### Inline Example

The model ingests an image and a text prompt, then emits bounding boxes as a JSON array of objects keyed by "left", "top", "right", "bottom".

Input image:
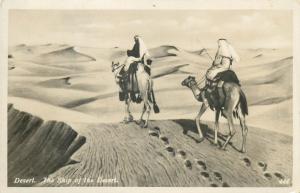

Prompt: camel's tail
[
  {"left": 239, "top": 89, "right": 248, "bottom": 116},
  {"left": 150, "top": 89, "right": 160, "bottom": 114}
]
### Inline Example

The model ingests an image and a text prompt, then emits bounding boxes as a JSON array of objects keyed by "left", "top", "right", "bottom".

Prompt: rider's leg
[
  {"left": 205, "top": 68, "right": 220, "bottom": 108},
  {"left": 204, "top": 81, "right": 219, "bottom": 110},
  {"left": 206, "top": 66, "right": 229, "bottom": 109},
  {"left": 206, "top": 66, "right": 218, "bottom": 81},
  {"left": 206, "top": 65, "right": 230, "bottom": 82},
  {"left": 124, "top": 56, "right": 140, "bottom": 71}
]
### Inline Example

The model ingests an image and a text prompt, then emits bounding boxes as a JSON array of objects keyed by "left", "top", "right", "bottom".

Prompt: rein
[
  {"left": 188, "top": 79, "right": 201, "bottom": 91},
  {"left": 112, "top": 63, "right": 125, "bottom": 72},
  {"left": 196, "top": 76, "right": 205, "bottom": 87},
  {"left": 187, "top": 79, "right": 202, "bottom": 101}
]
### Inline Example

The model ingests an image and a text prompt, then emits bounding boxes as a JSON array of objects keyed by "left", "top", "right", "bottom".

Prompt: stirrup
[{"left": 117, "top": 75, "right": 122, "bottom": 80}]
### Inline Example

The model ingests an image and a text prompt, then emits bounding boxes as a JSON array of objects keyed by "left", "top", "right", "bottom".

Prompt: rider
[
  {"left": 202, "top": 39, "right": 240, "bottom": 108},
  {"left": 121, "top": 35, "right": 150, "bottom": 76},
  {"left": 116, "top": 35, "right": 151, "bottom": 101}
]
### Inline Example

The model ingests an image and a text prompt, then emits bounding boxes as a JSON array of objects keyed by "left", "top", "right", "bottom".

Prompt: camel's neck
[{"left": 188, "top": 81, "right": 202, "bottom": 100}]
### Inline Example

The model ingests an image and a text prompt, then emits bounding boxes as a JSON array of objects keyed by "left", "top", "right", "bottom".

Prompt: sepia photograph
[{"left": 1, "top": 0, "right": 300, "bottom": 192}]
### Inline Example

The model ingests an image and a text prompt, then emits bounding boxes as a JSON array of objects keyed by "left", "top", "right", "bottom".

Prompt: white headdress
[
  {"left": 217, "top": 39, "right": 240, "bottom": 62},
  {"left": 136, "top": 36, "right": 150, "bottom": 58}
]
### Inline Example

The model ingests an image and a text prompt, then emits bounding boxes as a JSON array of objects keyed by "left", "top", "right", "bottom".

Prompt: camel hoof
[
  {"left": 137, "top": 119, "right": 144, "bottom": 126},
  {"left": 197, "top": 137, "right": 205, "bottom": 143},
  {"left": 139, "top": 121, "right": 148, "bottom": 128},
  {"left": 221, "top": 146, "right": 227, "bottom": 151},
  {"left": 122, "top": 119, "right": 130, "bottom": 124},
  {"left": 128, "top": 115, "right": 134, "bottom": 121},
  {"left": 137, "top": 120, "right": 148, "bottom": 128},
  {"left": 123, "top": 115, "right": 134, "bottom": 123}
]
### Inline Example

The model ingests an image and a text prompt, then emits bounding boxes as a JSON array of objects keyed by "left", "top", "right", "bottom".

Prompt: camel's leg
[
  {"left": 138, "top": 104, "right": 146, "bottom": 124},
  {"left": 214, "top": 109, "right": 221, "bottom": 145},
  {"left": 238, "top": 107, "right": 248, "bottom": 153},
  {"left": 138, "top": 83, "right": 151, "bottom": 128},
  {"left": 221, "top": 113, "right": 236, "bottom": 150},
  {"left": 143, "top": 89, "right": 151, "bottom": 128},
  {"left": 221, "top": 86, "right": 240, "bottom": 150},
  {"left": 195, "top": 101, "right": 208, "bottom": 141},
  {"left": 143, "top": 102, "right": 151, "bottom": 128},
  {"left": 222, "top": 102, "right": 237, "bottom": 150},
  {"left": 124, "top": 96, "right": 133, "bottom": 123}
]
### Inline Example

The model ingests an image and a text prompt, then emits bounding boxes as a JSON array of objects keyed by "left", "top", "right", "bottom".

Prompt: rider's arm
[{"left": 213, "top": 55, "right": 222, "bottom": 66}]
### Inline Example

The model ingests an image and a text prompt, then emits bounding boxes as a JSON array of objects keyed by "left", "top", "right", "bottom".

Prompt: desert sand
[{"left": 7, "top": 43, "right": 293, "bottom": 186}]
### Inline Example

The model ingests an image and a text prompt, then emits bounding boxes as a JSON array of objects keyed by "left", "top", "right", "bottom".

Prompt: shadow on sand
[{"left": 173, "top": 119, "right": 242, "bottom": 152}]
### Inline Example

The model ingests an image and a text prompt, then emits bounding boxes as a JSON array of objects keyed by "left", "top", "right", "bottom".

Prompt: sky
[{"left": 9, "top": 10, "right": 292, "bottom": 50}]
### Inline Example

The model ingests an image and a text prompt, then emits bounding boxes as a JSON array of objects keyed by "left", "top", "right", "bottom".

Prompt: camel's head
[
  {"left": 111, "top": 61, "right": 120, "bottom": 72},
  {"left": 181, "top": 76, "right": 196, "bottom": 87}
]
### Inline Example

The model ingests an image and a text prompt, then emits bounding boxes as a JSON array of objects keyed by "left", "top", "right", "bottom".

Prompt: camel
[
  {"left": 112, "top": 61, "right": 159, "bottom": 128},
  {"left": 181, "top": 76, "right": 249, "bottom": 153}
]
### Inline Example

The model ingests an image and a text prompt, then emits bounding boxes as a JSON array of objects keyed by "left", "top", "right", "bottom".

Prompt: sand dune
[
  {"left": 9, "top": 44, "right": 70, "bottom": 59},
  {"left": 8, "top": 44, "right": 293, "bottom": 134},
  {"left": 9, "top": 83, "right": 98, "bottom": 107},
  {"left": 8, "top": 104, "right": 86, "bottom": 186},
  {"left": 238, "top": 57, "right": 292, "bottom": 106},
  {"left": 37, "top": 72, "right": 113, "bottom": 92},
  {"left": 9, "top": 61, "right": 75, "bottom": 76},
  {"left": 152, "top": 64, "right": 190, "bottom": 78},
  {"left": 109, "top": 45, "right": 181, "bottom": 63},
  {"left": 8, "top": 97, "right": 99, "bottom": 123},
  {"left": 7, "top": 44, "right": 293, "bottom": 187},
  {"left": 191, "top": 48, "right": 209, "bottom": 55},
  {"left": 247, "top": 99, "right": 293, "bottom": 135},
  {"left": 237, "top": 48, "right": 292, "bottom": 66},
  {"left": 149, "top": 45, "right": 179, "bottom": 58},
  {"left": 33, "top": 46, "right": 96, "bottom": 64},
  {"left": 110, "top": 45, "right": 206, "bottom": 63},
  {"left": 36, "top": 120, "right": 291, "bottom": 187},
  {"left": 7, "top": 101, "right": 292, "bottom": 187}
]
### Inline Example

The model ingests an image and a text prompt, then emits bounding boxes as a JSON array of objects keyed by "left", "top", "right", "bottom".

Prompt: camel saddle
[
  {"left": 205, "top": 70, "right": 240, "bottom": 110},
  {"left": 118, "top": 62, "right": 142, "bottom": 103},
  {"left": 118, "top": 59, "right": 153, "bottom": 103}
]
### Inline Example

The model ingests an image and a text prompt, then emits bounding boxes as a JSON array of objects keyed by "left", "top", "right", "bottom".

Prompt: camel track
[{"left": 37, "top": 119, "right": 292, "bottom": 187}]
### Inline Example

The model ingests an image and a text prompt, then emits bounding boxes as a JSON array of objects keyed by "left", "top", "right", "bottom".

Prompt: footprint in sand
[
  {"left": 148, "top": 130, "right": 159, "bottom": 137},
  {"left": 177, "top": 149, "right": 187, "bottom": 159},
  {"left": 210, "top": 183, "right": 218, "bottom": 187},
  {"left": 242, "top": 157, "right": 251, "bottom": 167},
  {"left": 213, "top": 171, "right": 222, "bottom": 182},
  {"left": 195, "top": 159, "right": 207, "bottom": 170},
  {"left": 153, "top": 126, "right": 161, "bottom": 133},
  {"left": 159, "top": 136, "right": 169, "bottom": 145},
  {"left": 263, "top": 172, "right": 272, "bottom": 180},
  {"left": 175, "top": 150, "right": 191, "bottom": 169},
  {"left": 184, "top": 159, "right": 192, "bottom": 169},
  {"left": 200, "top": 171, "right": 210, "bottom": 180},
  {"left": 165, "top": 146, "right": 175, "bottom": 156},
  {"left": 274, "top": 172, "right": 285, "bottom": 180},
  {"left": 258, "top": 161, "right": 267, "bottom": 171},
  {"left": 222, "top": 182, "right": 230, "bottom": 187}
]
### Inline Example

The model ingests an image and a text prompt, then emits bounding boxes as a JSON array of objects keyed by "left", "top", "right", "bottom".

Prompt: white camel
[{"left": 112, "top": 61, "right": 159, "bottom": 128}]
